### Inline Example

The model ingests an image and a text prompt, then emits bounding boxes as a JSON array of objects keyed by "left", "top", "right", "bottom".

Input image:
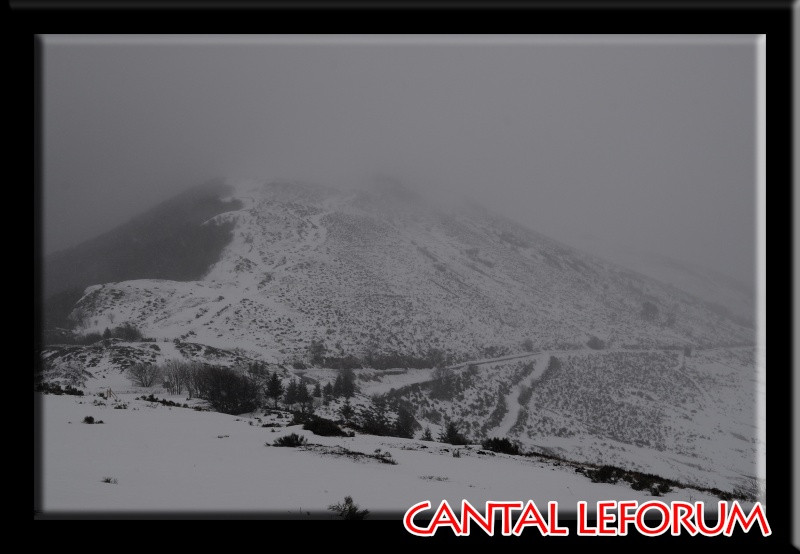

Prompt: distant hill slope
[
  {"left": 43, "top": 179, "right": 241, "bottom": 328},
  {"left": 625, "top": 254, "right": 755, "bottom": 329},
  {"left": 564, "top": 245, "right": 755, "bottom": 329}
]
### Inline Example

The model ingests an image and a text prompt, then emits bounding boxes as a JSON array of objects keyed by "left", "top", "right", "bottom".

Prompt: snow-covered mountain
[
  {"left": 47, "top": 178, "right": 753, "bottom": 365},
  {"left": 40, "top": 178, "right": 762, "bottom": 501}
]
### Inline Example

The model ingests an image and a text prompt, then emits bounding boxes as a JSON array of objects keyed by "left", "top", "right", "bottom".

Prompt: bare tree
[
  {"left": 162, "top": 359, "right": 189, "bottom": 395},
  {"left": 49, "top": 359, "right": 93, "bottom": 388},
  {"left": 126, "top": 363, "right": 163, "bottom": 388},
  {"left": 183, "top": 361, "right": 204, "bottom": 399},
  {"left": 328, "top": 496, "right": 369, "bottom": 520}
]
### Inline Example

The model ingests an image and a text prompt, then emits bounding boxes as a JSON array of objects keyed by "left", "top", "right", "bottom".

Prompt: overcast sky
[{"left": 42, "top": 35, "right": 758, "bottom": 287}]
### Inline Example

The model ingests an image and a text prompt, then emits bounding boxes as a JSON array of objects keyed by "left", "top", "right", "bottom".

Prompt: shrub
[
  {"left": 82, "top": 416, "right": 95, "bottom": 424},
  {"left": 629, "top": 473, "right": 673, "bottom": 495},
  {"left": 393, "top": 406, "right": 418, "bottom": 439},
  {"left": 303, "top": 415, "right": 348, "bottom": 437},
  {"left": 73, "top": 332, "right": 103, "bottom": 345},
  {"left": 452, "top": 449, "right": 461, "bottom": 458},
  {"left": 332, "top": 368, "right": 358, "bottom": 398},
  {"left": 429, "top": 367, "right": 456, "bottom": 400},
  {"left": 541, "top": 356, "right": 562, "bottom": 380},
  {"left": 517, "top": 385, "right": 533, "bottom": 406},
  {"left": 481, "top": 437, "right": 521, "bottom": 455},
  {"left": 586, "top": 464, "right": 679, "bottom": 496},
  {"left": 308, "top": 339, "right": 327, "bottom": 366},
  {"left": 422, "top": 408, "right": 442, "bottom": 425},
  {"left": 328, "top": 496, "right": 369, "bottom": 520},
  {"left": 110, "top": 323, "right": 144, "bottom": 342},
  {"left": 101, "top": 477, "right": 118, "bottom": 484},
  {"left": 372, "top": 448, "right": 397, "bottom": 464},
  {"left": 35, "top": 382, "right": 84, "bottom": 396},
  {"left": 588, "top": 465, "right": 622, "bottom": 484},
  {"left": 522, "top": 338, "right": 535, "bottom": 353},
  {"left": 338, "top": 399, "right": 355, "bottom": 424},
  {"left": 650, "top": 483, "right": 672, "bottom": 496},
  {"left": 266, "top": 372, "right": 284, "bottom": 409},
  {"left": 273, "top": 433, "right": 308, "bottom": 447},
  {"left": 587, "top": 336, "right": 605, "bottom": 350},
  {"left": 359, "top": 399, "right": 392, "bottom": 436},
  {"left": 420, "top": 426, "right": 434, "bottom": 441},
  {"left": 196, "top": 366, "right": 261, "bottom": 415},
  {"left": 322, "top": 355, "right": 363, "bottom": 371},
  {"left": 438, "top": 421, "right": 469, "bottom": 445},
  {"left": 641, "top": 301, "right": 659, "bottom": 321},
  {"left": 135, "top": 394, "right": 187, "bottom": 408}
]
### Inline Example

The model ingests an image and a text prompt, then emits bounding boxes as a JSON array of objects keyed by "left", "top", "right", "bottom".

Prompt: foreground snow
[{"left": 39, "top": 392, "right": 728, "bottom": 517}]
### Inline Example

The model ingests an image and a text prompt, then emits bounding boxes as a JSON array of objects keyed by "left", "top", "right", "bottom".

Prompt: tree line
[
  {"left": 125, "top": 360, "right": 361, "bottom": 416},
  {"left": 302, "top": 340, "right": 460, "bottom": 371}
]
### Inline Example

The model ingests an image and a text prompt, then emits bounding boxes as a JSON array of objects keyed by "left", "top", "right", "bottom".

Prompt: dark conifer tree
[{"left": 266, "top": 372, "right": 284, "bottom": 409}]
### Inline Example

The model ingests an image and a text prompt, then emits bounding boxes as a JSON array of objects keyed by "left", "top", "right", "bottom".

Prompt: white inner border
[{"left": 755, "top": 35, "right": 766, "bottom": 506}]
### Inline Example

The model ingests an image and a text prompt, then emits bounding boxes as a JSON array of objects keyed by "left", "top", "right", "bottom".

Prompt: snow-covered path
[
  {"left": 668, "top": 353, "right": 713, "bottom": 405},
  {"left": 489, "top": 351, "right": 573, "bottom": 439},
  {"left": 455, "top": 347, "right": 700, "bottom": 441},
  {"left": 492, "top": 356, "right": 542, "bottom": 438}
]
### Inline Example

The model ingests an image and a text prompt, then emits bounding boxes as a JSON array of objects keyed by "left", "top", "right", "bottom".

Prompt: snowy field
[{"left": 38, "top": 391, "right": 733, "bottom": 517}]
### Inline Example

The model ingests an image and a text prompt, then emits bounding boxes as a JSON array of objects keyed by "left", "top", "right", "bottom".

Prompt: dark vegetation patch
[
  {"left": 35, "top": 382, "right": 83, "bottom": 396},
  {"left": 481, "top": 437, "right": 522, "bottom": 455},
  {"left": 136, "top": 394, "right": 190, "bottom": 408},
  {"left": 527, "top": 453, "right": 757, "bottom": 502},
  {"left": 272, "top": 433, "right": 308, "bottom": 447},
  {"left": 304, "top": 444, "right": 398, "bottom": 465},
  {"left": 299, "top": 414, "right": 349, "bottom": 437}
]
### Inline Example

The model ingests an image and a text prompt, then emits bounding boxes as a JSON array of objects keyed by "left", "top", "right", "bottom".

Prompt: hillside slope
[{"left": 55, "top": 179, "right": 753, "bottom": 364}]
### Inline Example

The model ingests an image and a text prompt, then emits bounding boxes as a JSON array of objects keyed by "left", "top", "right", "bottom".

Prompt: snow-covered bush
[{"left": 272, "top": 433, "right": 308, "bottom": 447}]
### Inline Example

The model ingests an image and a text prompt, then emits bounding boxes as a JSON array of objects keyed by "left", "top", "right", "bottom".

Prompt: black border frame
[{"left": 25, "top": 2, "right": 789, "bottom": 549}]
